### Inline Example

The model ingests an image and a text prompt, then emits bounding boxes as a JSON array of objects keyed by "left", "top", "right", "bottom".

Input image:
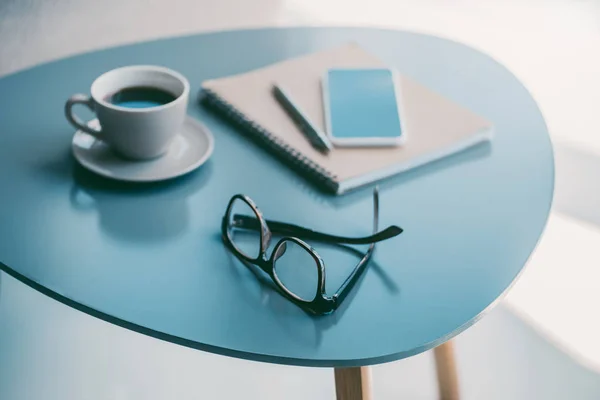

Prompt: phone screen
[{"left": 324, "top": 68, "right": 403, "bottom": 142}]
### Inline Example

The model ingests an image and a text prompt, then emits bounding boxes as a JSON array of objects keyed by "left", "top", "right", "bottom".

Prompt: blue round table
[{"left": 0, "top": 28, "right": 553, "bottom": 399}]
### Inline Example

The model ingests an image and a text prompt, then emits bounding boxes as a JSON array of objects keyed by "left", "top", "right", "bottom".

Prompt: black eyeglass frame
[{"left": 221, "top": 188, "right": 402, "bottom": 315}]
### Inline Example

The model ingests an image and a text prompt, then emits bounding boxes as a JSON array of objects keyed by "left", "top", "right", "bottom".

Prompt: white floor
[{"left": 2, "top": 0, "right": 600, "bottom": 397}]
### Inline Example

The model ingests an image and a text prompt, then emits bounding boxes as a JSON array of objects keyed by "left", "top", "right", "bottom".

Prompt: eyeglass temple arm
[
  {"left": 231, "top": 188, "right": 394, "bottom": 307},
  {"left": 232, "top": 216, "right": 401, "bottom": 244},
  {"left": 230, "top": 189, "right": 402, "bottom": 245},
  {"left": 333, "top": 187, "right": 382, "bottom": 306}
]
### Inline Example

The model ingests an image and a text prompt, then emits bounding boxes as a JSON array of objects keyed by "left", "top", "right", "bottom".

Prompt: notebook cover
[{"left": 202, "top": 44, "right": 493, "bottom": 194}]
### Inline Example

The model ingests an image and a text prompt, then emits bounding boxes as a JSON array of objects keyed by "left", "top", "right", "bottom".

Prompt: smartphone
[{"left": 322, "top": 68, "right": 406, "bottom": 147}]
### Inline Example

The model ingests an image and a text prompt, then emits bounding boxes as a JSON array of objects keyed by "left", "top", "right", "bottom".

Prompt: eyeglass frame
[{"left": 221, "top": 187, "right": 403, "bottom": 315}]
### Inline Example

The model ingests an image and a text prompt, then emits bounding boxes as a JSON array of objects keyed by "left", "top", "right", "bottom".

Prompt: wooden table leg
[
  {"left": 434, "top": 341, "right": 460, "bottom": 400},
  {"left": 334, "top": 366, "right": 373, "bottom": 400}
]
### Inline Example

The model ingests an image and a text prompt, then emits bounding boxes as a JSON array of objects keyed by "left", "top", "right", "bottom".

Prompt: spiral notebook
[{"left": 201, "top": 44, "right": 493, "bottom": 194}]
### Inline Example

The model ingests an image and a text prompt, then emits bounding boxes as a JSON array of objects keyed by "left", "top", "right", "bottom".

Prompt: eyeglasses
[{"left": 221, "top": 188, "right": 403, "bottom": 315}]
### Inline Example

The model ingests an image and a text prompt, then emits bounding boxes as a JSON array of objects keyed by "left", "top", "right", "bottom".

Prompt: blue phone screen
[{"left": 325, "top": 68, "right": 402, "bottom": 139}]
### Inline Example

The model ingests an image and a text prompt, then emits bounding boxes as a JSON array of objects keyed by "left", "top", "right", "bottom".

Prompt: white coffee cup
[{"left": 65, "top": 65, "right": 190, "bottom": 160}]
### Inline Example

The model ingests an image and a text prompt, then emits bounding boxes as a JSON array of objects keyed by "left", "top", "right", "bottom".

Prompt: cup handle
[{"left": 65, "top": 94, "right": 103, "bottom": 140}]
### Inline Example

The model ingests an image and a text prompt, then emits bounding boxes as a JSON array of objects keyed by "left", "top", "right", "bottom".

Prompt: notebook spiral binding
[{"left": 201, "top": 89, "right": 339, "bottom": 193}]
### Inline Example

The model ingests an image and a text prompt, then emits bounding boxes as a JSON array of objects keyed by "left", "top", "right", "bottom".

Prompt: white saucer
[{"left": 72, "top": 117, "right": 214, "bottom": 182}]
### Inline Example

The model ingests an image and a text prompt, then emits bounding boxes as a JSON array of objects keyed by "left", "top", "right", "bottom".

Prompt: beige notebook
[{"left": 202, "top": 44, "right": 492, "bottom": 194}]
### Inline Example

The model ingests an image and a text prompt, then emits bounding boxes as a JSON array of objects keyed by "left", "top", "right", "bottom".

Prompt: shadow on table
[
  {"left": 31, "top": 146, "right": 213, "bottom": 244},
  {"left": 223, "top": 239, "right": 400, "bottom": 349},
  {"left": 327, "top": 141, "right": 493, "bottom": 208},
  {"left": 68, "top": 159, "right": 213, "bottom": 244}
]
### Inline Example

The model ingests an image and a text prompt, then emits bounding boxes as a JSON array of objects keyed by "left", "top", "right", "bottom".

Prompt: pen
[{"left": 272, "top": 84, "right": 333, "bottom": 154}]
